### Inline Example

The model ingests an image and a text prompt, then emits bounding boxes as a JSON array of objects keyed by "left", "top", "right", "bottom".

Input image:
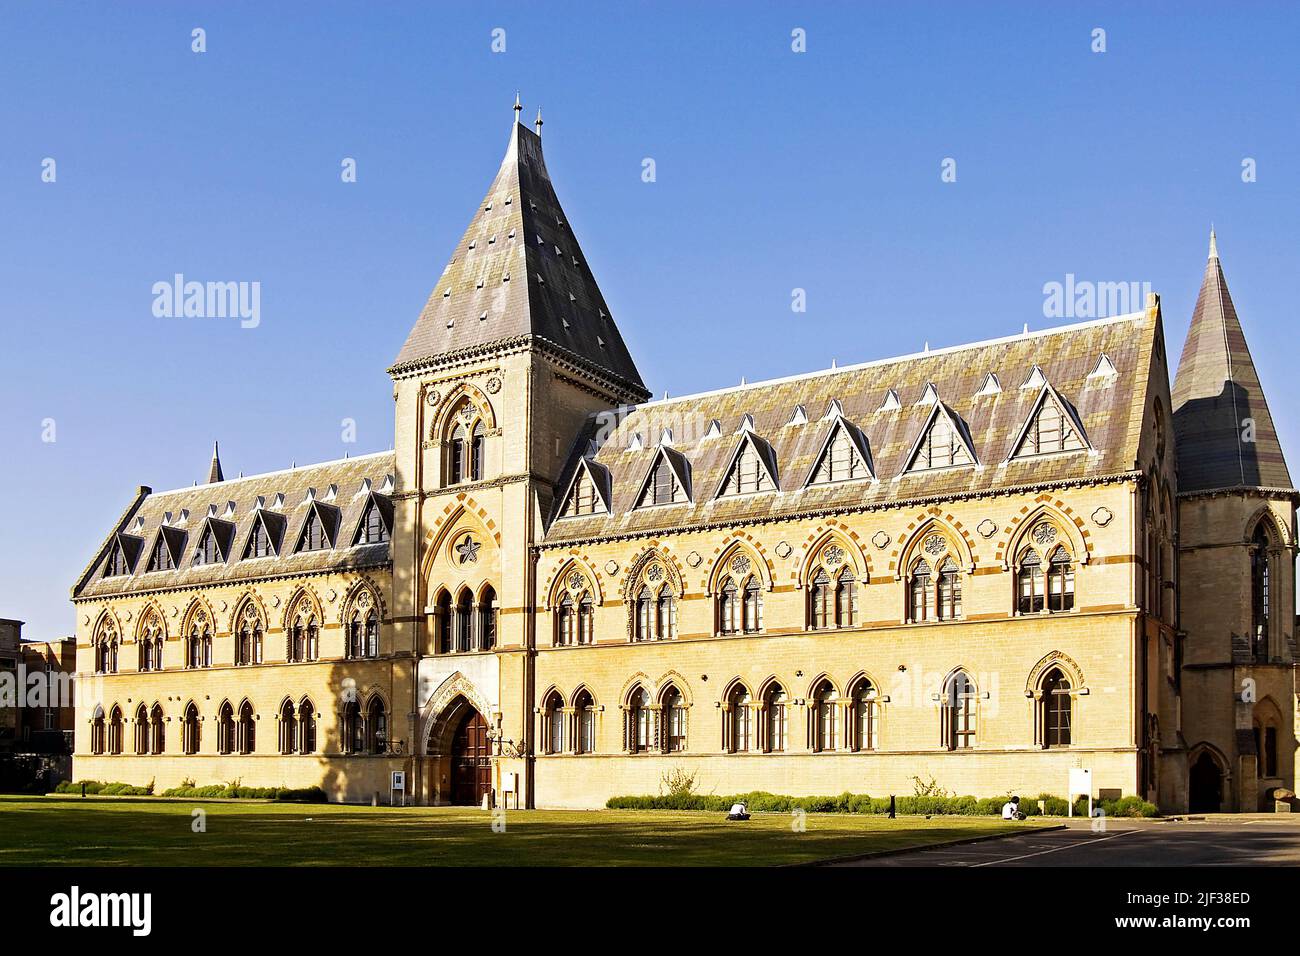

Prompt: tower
[
  {"left": 387, "top": 104, "right": 649, "bottom": 806},
  {"left": 1173, "top": 231, "right": 1297, "bottom": 812}
]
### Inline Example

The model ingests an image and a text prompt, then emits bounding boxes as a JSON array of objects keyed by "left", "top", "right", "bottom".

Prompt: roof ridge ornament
[{"left": 1208, "top": 226, "right": 1218, "bottom": 260}]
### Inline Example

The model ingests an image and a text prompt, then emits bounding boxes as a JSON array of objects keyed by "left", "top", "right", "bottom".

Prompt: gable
[
  {"left": 635, "top": 447, "right": 691, "bottom": 507},
  {"left": 807, "top": 417, "right": 873, "bottom": 485},
  {"left": 903, "top": 402, "right": 977, "bottom": 472},
  {"left": 1009, "top": 386, "right": 1089, "bottom": 459},
  {"left": 716, "top": 433, "right": 778, "bottom": 497}
]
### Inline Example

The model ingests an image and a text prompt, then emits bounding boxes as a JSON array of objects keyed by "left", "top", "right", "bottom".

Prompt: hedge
[
  {"left": 605, "top": 790, "right": 1159, "bottom": 818},
  {"left": 53, "top": 780, "right": 326, "bottom": 803}
]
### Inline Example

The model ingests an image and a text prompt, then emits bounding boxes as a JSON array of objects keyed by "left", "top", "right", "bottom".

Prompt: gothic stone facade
[{"left": 72, "top": 122, "right": 1296, "bottom": 813}]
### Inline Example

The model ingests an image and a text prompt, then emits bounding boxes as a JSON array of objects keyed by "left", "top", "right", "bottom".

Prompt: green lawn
[{"left": 0, "top": 795, "right": 1041, "bottom": 866}]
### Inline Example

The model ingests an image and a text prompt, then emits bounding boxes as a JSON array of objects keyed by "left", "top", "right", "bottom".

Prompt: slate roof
[
  {"left": 1171, "top": 233, "right": 1293, "bottom": 493},
  {"left": 545, "top": 310, "right": 1158, "bottom": 543},
  {"left": 390, "top": 118, "right": 648, "bottom": 401},
  {"left": 73, "top": 452, "right": 395, "bottom": 600}
]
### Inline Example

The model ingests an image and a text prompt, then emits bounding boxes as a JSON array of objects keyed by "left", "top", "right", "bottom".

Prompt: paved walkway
[{"left": 835, "top": 815, "right": 1300, "bottom": 866}]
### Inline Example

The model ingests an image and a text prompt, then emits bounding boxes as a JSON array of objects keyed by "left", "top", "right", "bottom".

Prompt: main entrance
[
  {"left": 1189, "top": 751, "right": 1224, "bottom": 813},
  {"left": 450, "top": 709, "right": 492, "bottom": 806}
]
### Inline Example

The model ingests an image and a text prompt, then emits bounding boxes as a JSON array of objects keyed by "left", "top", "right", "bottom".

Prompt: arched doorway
[
  {"left": 451, "top": 708, "right": 492, "bottom": 806},
  {"left": 1189, "top": 750, "right": 1224, "bottom": 813}
]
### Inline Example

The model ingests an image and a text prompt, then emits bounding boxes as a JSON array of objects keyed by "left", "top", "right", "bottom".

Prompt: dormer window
[
  {"left": 561, "top": 464, "right": 605, "bottom": 517},
  {"left": 808, "top": 418, "right": 872, "bottom": 485},
  {"left": 147, "top": 532, "right": 175, "bottom": 572},
  {"left": 355, "top": 498, "right": 391, "bottom": 544},
  {"left": 298, "top": 510, "right": 330, "bottom": 553},
  {"left": 193, "top": 526, "right": 222, "bottom": 566},
  {"left": 104, "top": 541, "right": 131, "bottom": 577},
  {"left": 718, "top": 434, "right": 777, "bottom": 496},
  {"left": 244, "top": 517, "right": 275, "bottom": 559},
  {"left": 637, "top": 453, "right": 689, "bottom": 507},
  {"left": 1010, "top": 387, "right": 1088, "bottom": 458}
]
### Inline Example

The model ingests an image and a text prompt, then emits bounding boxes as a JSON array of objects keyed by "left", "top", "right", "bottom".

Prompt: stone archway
[
  {"left": 420, "top": 678, "right": 496, "bottom": 806},
  {"left": 1189, "top": 749, "right": 1225, "bottom": 813}
]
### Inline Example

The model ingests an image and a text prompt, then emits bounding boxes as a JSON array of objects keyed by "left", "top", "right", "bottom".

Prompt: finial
[
  {"left": 534, "top": 106, "right": 543, "bottom": 135},
  {"left": 207, "top": 441, "right": 224, "bottom": 484},
  {"left": 513, "top": 91, "right": 522, "bottom": 121},
  {"left": 1208, "top": 226, "right": 1218, "bottom": 260}
]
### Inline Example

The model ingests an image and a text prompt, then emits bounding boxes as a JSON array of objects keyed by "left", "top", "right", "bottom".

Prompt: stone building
[{"left": 71, "top": 111, "right": 1295, "bottom": 811}]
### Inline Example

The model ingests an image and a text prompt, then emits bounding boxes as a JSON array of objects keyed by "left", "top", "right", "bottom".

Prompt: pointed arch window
[
  {"left": 556, "top": 594, "right": 575, "bottom": 646},
  {"left": 627, "top": 686, "right": 652, "bottom": 753},
  {"left": 809, "top": 564, "right": 856, "bottom": 629},
  {"left": 662, "top": 686, "right": 686, "bottom": 753},
  {"left": 150, "top": 704, "right": 166, "bottom": 755},
  {"left": 727, "top": 685, "right": 753, "bottom": 753},
  {"left": 544, "top": 690, "right": 566, "bottom": 754},
  {"left": 133, "top": 704, "right": 150, "bottom": 755},
  {"left": 108, "top": 706, "right": 123, "bottom": 755},
  {"left": 1251, "top": 524, "right": 1272, "bottom": 660},
  {"left": 456, "top": 589, "right": 473, "bottom": 652},
  {"left": 348, "top": 605, "right": 380, "bottom": 659},
  {"left": 183, "top": 703, "right": 200, "bottom": 755},
  {"left": 279, "top": 699, "right": 298, "bottom": 754},
  {"left": 574, "top": 689, "right": 596, "bottom": 754},
  {"left": 90, "top": 708, "right": 105, "bottom": 755},
  {"left": 850, "top": 678, "right": 878, "bottom": 752},
  {"left": 342, "top": 699, "right": 363, "bottom": 754},
  {"left": 908, "top": 537, "right": 963, "bottom": 622},
  {"left": 138, "top": 616, "right": 164, "bottom": 672},
  {"left": 1017, "top": 530, "right": 1075, "bottom": 614},
  {"left": 93, "top": 623, "right": 119, "bottom": 674},
  {"left": 186, "top": 618, "right": 212, "bottom": 669},
  {"left": 656, "top": 589, "right": 677, "bottom": 641},
  {"left": 942, "top": 672, "right": 976, "bottom": 750},
  {"left": 217, "top": 702, "right": 235, "bottom": 755},
  {"left": 478, "top": 585, "right": 498, "bottom": 651},
  {"left": 634, "top": 586, "right": 652, "bottom": 641},
  {"left": 287, "top": 602, "right": 319, "bottom": 663},
  {"left": 434, "top": 590, "right": 453, "bottom": 654},
  {"left": 1038, "top": 668, "right": 1072, "bottom": 748},
  {"left": 237, "top": 701, "right": 256, "bottom": 755},
  {"left": 470, "top": 421, "right": 485, "bottom": 481},
  {"left": 812, "top": 680, "right": 838, "bottom": 752},
  {"left": 235, "top": 613, "right": 264, "bottom": 666},
  {"left": 764, "top": 684, "right": 788, "bottom": 753},
  {"left": 446, "top": 402, "right": 488, "bottom": 484},
  {"left": 366, "top": 698, "right": 388, "bottom": 754},
  {"left": 298, "top": 699, "right": 317, "bottom": 754},
  {"left": 719, "top": 573, "right": 763, "bottom": 634},
  {"left": 577, "top": 592, "right": 594, "bottom": 645}
]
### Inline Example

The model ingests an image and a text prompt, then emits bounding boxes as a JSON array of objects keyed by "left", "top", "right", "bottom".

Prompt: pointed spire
[
  {"left": 534, "top": 106, "right": 543, "bottom": 136},
  {"left": 1172, "top": 232, "right": 1291, "bottom": 491},
  {"left": 207, "top": 441, "right": 224, "bottom": 484}
]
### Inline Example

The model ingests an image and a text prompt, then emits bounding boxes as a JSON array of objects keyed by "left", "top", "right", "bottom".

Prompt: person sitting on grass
[
  {"left": 726, "top": 802, "right": 750, "bottom": 821},
  {"left": 1001, "top": 795, "right": 1026, "bottom": 820}
]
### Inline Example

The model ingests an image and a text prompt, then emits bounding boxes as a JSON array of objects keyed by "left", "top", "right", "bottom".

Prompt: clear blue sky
[{"left": 2, "top": 2, "right": 1297, "bottom": 639}]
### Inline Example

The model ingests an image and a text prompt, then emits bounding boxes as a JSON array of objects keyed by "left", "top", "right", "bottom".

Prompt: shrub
[{"left": 605, "top": 790, "right": 1159, "bottom": 817}]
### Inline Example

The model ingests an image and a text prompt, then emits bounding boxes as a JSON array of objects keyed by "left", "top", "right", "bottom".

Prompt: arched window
[
  {"left": 627, "top": 686, "right": 651, "bottom": 753},
  {"left": 150, "top": 704, "right": 165, "bottom": 755},
  {"left": 93, "top": 621, "right": 119, "bottom": 675},
  {"left": 850, "top": 678, "right": 877, "bottom": 752},
  {"left": 298, "top": 699, "right": 316, "bottom": 754},
  {"left": 662, "top": 686, "right": 686, "bottom": 753},
  {"left": 186, "top": 615, "right": 212, "bottom": 669},
  {"left": 366, "top": 698, "right": 388, "bottom": 754},
  {"left": 835, "top": 569, "right": 856, "bottom": 627},
  {"left": 237, "top": 701, "right": 255, "bottom": 755},
  {"left": 478, "top": 585, "right": 497, "bottom": 651},
  {"left": 578, "top": 592, "right": 594, "bottom": 645},
  {"left": 1017, "top": 548, "right": 1044, "bottom": 613},
  {"left": 556, "top": 594, "right": 575, "bottom": 646},
  {"left": 446, "top": 401, "right": 488, "bottom": 485},
  {"left": 908, "top": 538, "right": 963, "bottom": 623},
  {"left": 809, "top": 568, "right": 832, "bottom": 629},
  {"left": 656, "top": 589, "right": 677, "bottom": 641},
  {"left": 138, "top": 613, "right": 164, "bottom": 672},
  {"left": 435, "top": 590, "right": 452, "bottom": 654},
  {"left": 217, "top": 701, "right": 235, "bottom": 755},
  {"left": 942, "top": 672, "right": 976, "bottom": 750},
  {"left": 544, "top": 690, "right": 565, "bottom": 754},
  {"left": 236, "top": 615, "right": 263, "bottom": 666},
  {"left": 764, "top": 683, "right": 788, "bottom": 753},
  {"left": 347, "top": 607, "right": 379, "bottom": 659},
  {"left": 634, "top": 587, "right": 652, "bottom": 642},
  {"left": 183, "top": 702, "right": 200, "bottom": 755},
  {"left": 456, "top": 589, "right": 473, "bottom": 652},
  {"left": 133, "top": 703, "right": 149, "bottom": 755},
  {"left": 719, "top": 578, "right": 739, "bottom": 634},
  {"left": 719, "top": 572, "right": 763, "bottom": 635},
  {"left": 90, "top": 707, "right": 105, "bottom": 755},
  {"left": 1047, "top": 546, "right": 1075, "bottom": 612},
  {"left": 1017, "top": 525, "right": 1075, "bottom": 614},
  {"left": 287, "top": 601, "right": 318, "bottom": 663},
  {"left": 470, "top": 421, "right": 485, "bottom": 481},
  {"left": 743, "top": 578, "right": 763, "bottom": 633},
  {"left": 1039, "top": 668, "right": 1072, "bottom": 748},
  {"left": 574, "top": 690, "right": 596, "bottom": 755},
  {"left": 812, "top": 680, "right": 837, "bottom": 752},
  {"left": 279, "top": 699, "right": 297, "bottom": 755},
  {"left": 450, "top": 423, "right": 466, "bottom": 483},
  {"left": 108, "top": 706, "right": 123, "bottom": 755},
  {"left": 342, "top": 699, "right": 363, "bottom": 754},
  {"left": 727, "top": 684, "right": 752, "bottom": 753},
  {"left": 1251, "top": 524, "right": 1272, "bottom": 660}
]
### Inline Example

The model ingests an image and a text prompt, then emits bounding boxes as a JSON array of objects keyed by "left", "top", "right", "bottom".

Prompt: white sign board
[
  {"left": 391, "top": 771, "right": 406, "bottom": 791},
  {"left": 1067, "top": 768, "right": 1093, "bottom": 818}
]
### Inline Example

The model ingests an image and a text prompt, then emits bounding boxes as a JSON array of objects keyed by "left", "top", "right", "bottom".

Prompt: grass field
[{"left": 0, "top": 795, "right": 1041, "bottom": 866}]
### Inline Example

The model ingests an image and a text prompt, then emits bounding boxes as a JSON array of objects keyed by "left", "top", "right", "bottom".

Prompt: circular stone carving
[
  {"left": 83, "top": 614, "right": 90, "bottom": 626},
  {"left": 124, "top": 610, "right": 132, "bottom": 623},
  {"left": 605, "top": 560, "right": 619, "bottom": 575},
  {"left": 774, "top": 541, "right": 792, "bottom": 559},
  {"left": 219, "top": 600, "right": 228, "bottom": 613},
  {"left": 646, "top": 564, "right": 664, "bottom": 583},
  {"left": 327, "top": 589, "right": 338, "bottom": 603},
  {"left": 977, "top": 519, "right": 998, "bottom": 539},
  {"left": 730, "top": 554, "right": 752, "bottom": 575},
  {"left": 1092, "top": 506, "right": 1113, "bottom": 527},
  {"left": 686, "top": 551, "right": 702, "bottom": 568},
  {"left": 271, "top": 595, "right": 281, "bottom": 608},
  {"left": 486, "top": 376, "right": 502, "bottom": 394},
  {"left": 425, "top": 390, "right": 441, "bottom": 407},
  {"left": 170, "top": 607, "right": 179, "bottom": 617},
  {"left": 871, "top": 531, "right": 891, "bottom": 550},
  {"left": 567, "top": 571, "right": 586, "bottom": 591},
  {"left": 922, "top": 533, "right": 947, "bottom": 556},
  {"left": 822, "top": 544, "right": 845, "bottom": 566},
  {"left": 1030, "top": 523, "right": 1058, "bottom": 546}
]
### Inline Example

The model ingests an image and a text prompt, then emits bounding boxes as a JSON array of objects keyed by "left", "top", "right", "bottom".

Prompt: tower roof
[
  {"left": 1171, "top": 232, "right": 1292, "bottom": 492},
  {"left": 391, "top": 112, "right": 648, "bottom": 400}
]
